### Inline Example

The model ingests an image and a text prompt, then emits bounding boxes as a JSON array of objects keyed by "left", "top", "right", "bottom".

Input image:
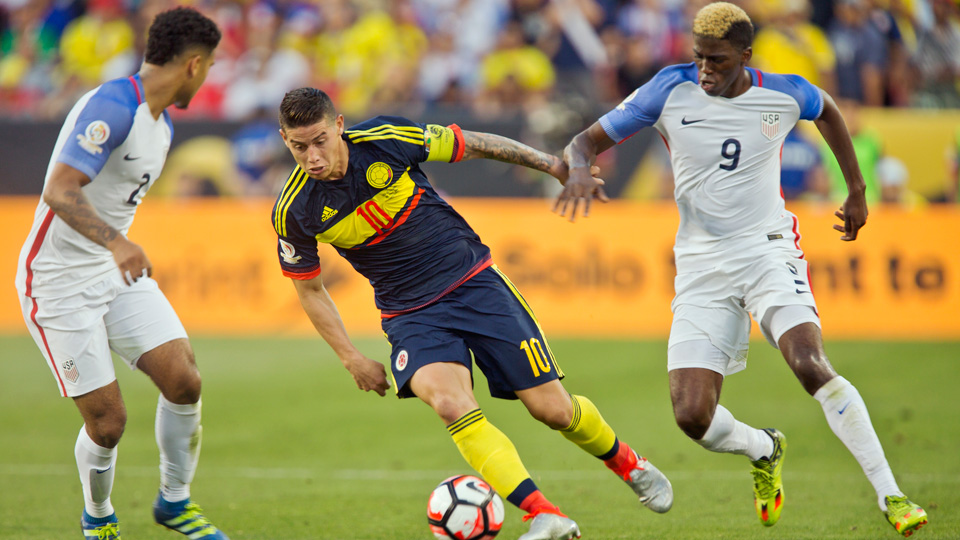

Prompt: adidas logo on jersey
[{"left": 322, "top": 207, "right": 339, "bottom": 222}]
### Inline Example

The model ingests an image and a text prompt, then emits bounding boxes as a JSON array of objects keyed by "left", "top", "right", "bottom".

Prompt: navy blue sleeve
[
  {"left": 344, "top": 115, "right": 429, "bottom": 167},
  {"left": 599, "top": 63, "right": 698, "bottom": 142},
  {"left": 56, "top": 79, "right": 139, "bottom": 181},
  {"left": 272, "top": 192, "right": 321, "bottom": 280},
  {"left": 760, "top": 72, "right": 825, "bottom": 121}
]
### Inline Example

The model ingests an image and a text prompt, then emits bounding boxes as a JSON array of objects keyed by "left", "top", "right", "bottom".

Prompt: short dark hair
[
  {"left": 279, "top": 88, "right": 338, "bottom": 130},
  {"left": 145, "top": 7, "right": 221, "bottom": 65}
]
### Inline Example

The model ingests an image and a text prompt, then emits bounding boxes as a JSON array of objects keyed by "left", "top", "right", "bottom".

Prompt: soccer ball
[{"left": 427, "top": 475, "right": 504, "bottom": 540}]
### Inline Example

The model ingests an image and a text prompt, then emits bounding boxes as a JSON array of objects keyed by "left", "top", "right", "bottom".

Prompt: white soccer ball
[{"left": 427, "top": 475, "right": 505, "bottom": 540}]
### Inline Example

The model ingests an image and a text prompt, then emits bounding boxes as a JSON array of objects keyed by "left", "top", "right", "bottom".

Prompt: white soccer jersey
[
  {"left": 16, "top": 75, "right": 173, "bottom": 298},
  {"left": 600, "top": 63, "right": 824, "bottom": 271}
]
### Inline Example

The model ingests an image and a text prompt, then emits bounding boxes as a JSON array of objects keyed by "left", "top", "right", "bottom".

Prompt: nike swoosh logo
[
  {"left": 95, "top": 466, "right": 112, "bottom": 474},
  {"left": 838, "top": 402, "right": 851, "bottom": 415},
  {"left": 681, "top": 117, "right": 705, "bottom": 125},
  {"left": 795, "top": 289, "right": 810, "bottom": 294},
  {"left": 123, "top": 154, "right": 140, "bottom": 161}
]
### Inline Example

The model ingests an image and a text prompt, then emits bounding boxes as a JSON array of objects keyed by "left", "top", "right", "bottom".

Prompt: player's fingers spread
[
  {"left": 568, "top": 198, "right": 580, "bottom": 222},
  {"left": 834, "top": 210, "right": 844, "bottom": 220},
  {"left": 552, "top": 193, "right": 566, "bottom": 213},
  {"left": 590, "top": 165, "right": 601, "bottom": 176},
  {"left": 833, "top": 224, "right": 845, "bottom": 233},
  {"left": 597, "top": 186, "right": 610, "bottom": 203}
]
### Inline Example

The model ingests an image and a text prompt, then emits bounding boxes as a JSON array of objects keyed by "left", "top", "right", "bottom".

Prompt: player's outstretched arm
[
  {"left": 814, "top": 91, "right": 868, "bottom": 241},
  {"left": 292, "top": 275, "right": 390, "bottom": 397},
  {"left": 43, "top": 162, "right": 151, "bottom": 284},
  {"left": 555, "top": 122, "right": 614, "bottom": 222},
  {"left": 460, "top": 130, "right": 567, "bottom": 180}
]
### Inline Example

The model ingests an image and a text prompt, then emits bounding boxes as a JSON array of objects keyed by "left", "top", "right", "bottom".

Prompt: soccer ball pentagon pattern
[
  {"left": 428, "top": 475, "right": 504, "bottom": 540},
  {"left": 365, "top": 161, "right": 393, "bottom": 188}
]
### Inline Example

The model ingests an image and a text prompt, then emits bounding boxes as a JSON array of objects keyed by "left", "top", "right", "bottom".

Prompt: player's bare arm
[
  {"left": 460, "top": 130, "right": 565, "bottom": 179},
  {"left": 291, "top": 274, "right": 390, "bottom": 396},
  {"left": 814, "top": 91, "right": 868, "bottom": 242},
  {"left": 555, "top": 122, "right": 614, "bottom": 222},
  {"left": 43, "top": 162, "right": 151, "bottom": 285}
]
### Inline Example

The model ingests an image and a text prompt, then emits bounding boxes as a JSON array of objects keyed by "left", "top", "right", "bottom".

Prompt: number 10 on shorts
[{"left": 520, "top": 338, "right": 551, "bottom": 377}]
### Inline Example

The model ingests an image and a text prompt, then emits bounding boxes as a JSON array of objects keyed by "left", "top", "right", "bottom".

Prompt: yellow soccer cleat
[
  {"left": 884, "top": 495, "right": 928, "bottom": 537},
  {"left": 750, "top": 429, "right": 786, "bottom": 527}
]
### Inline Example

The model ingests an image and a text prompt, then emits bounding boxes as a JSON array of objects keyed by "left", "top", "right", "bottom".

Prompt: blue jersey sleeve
[
  {"left": 599, "top": 63, "right": 698, "bottom": 143},
  {"left": 758, "top": 71, "right": 825, "bottom": 121},
  {"left": 56, "top": 78, "right": 139, "bottom": 181}
]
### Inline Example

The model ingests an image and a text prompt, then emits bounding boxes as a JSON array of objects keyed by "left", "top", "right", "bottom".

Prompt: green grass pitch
[{"left": 0, "top": 335, "right": 957, "bottom": 539}]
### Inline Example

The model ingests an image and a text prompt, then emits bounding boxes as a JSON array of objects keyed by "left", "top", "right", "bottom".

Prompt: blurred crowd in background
[{"left": 0, "top": 0, "right": 958, "bottom": 201}]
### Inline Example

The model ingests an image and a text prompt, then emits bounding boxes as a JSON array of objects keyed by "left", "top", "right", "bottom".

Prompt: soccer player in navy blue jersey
[
  {"left": 15, "top": 8, "right": 228, "bottom": 540},
  {"left": 272, "top": 87, "right": 673, "bottom": 540},
  {"left": 555, "top": 2, "right": 926, "bottom": 536}
]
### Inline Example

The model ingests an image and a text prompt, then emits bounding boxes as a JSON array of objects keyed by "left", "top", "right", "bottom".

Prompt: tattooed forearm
[
  {"left": 48, "top": 188, "right": 120, "bottom": 248},
  {"left": 461, "top": 131, "right": 558, "bottom": 173}
]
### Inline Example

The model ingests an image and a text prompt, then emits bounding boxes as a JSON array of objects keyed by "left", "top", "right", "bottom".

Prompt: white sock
[
  {"left": 814, "top": 376, "right": 903, "bottom": 510},
  {"left": 156, "top": 395, "right": 202, "bottom": 503},
  {"left": 696, "top": 404, "right": 774, "bottom": 461},
  {"left": 75, "top": 426, "right": 117, "bottom": 518}
]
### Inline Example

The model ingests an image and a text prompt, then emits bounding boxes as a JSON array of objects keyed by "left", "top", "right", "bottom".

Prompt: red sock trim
[
  {"left": 518, "top": 491, "right": 565, "bottom": 518},
  {"left": 604, "top": 440, "right": 639, "bottom": 480}
]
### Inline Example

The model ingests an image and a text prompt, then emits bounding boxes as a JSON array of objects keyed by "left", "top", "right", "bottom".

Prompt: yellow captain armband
[{"left": 424, "top": 123, "right": 465, "bottom": 163}]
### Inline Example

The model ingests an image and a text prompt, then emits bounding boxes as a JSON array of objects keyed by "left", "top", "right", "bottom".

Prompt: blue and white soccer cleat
[
  {"left": 153, "top": 492, "right": 229, "bottom": 539},
  {"left": 81, "top": 510, "right": 121, "bottom": 539}
]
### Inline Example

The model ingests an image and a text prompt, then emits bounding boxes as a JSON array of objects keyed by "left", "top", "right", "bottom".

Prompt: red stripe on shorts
[{"left": 23, "top": 209, "right": 67, "bottom": 395}]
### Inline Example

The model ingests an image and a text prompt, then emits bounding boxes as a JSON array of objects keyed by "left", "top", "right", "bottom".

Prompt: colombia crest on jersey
[{"left": 272, "top": 115, "right": 492, "bottom": 316}]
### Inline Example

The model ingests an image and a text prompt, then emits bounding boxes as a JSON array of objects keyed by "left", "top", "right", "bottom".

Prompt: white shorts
[
  {"left": 20, "top": 276, "right": 188, "bottom": 397},
  {"left": 667, "top": 244, "right": 820, "bottom": 376}
]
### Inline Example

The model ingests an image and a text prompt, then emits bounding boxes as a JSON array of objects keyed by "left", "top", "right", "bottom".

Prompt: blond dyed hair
[{"left": 692, "top": 2, "right": 754, "bottom": 49}]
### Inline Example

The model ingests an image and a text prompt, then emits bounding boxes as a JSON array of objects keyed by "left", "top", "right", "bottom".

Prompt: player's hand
[
  {"left": 109, "top": 236, "right": 152, "bottom": 285},
  {"left": 342, "top": 355, "right": 390, "bottom": 397},
  {"left": 547, "top": 156, "right": 602, "bottom": 187},
  {"left": 834, "top": 191, "right": 868, "bottom": 241},
  {"left": 553, "top": 165, "right": 609, "bottom": 222}
]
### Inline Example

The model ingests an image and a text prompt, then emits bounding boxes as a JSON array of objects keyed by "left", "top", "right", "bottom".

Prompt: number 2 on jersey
[
  {"left": 126, "top": 173, "right": 151, "bottom": 206},
  {"left": 520, "top": 338, "right": 551, "bottom": 377},
  {"left": 719, "top": 138, "right": 741, "bottom": 171}
]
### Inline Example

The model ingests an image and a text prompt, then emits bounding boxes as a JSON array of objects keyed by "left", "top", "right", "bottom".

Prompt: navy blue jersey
[{"left": 272, "top": 116, "right": 492, "bottom": 315}]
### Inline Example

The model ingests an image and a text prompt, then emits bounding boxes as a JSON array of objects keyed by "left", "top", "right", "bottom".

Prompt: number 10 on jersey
[{"left": 520, "top": 338, "right": 551, "bottom": 377}]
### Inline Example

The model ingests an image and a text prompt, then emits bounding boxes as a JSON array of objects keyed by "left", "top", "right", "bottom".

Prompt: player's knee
[
  {"left": 428, "top": 392, "right": 477, "bottom": 425},
  {"left": 89, "top": 412, "right": 127, "bottom": 448},
  {"left": 790, "top": 353, "right": 836, "bottom": 396},
  {"left": 165, "top": 366, "right": 202, "bottom": 405},
  {"left": 532, "top": 406, "right": 572, "bottom": 431},
  {"left": 673, "top": 405, "right": 711, "bottom": 440}
]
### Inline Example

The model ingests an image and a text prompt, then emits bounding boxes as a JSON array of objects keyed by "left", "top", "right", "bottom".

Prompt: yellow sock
[
  {"left": 447, "top": 409, "right": 531, "bottom": 500},
  {"left": 560, "top": 395, "right": 618, "bottom": 457}
]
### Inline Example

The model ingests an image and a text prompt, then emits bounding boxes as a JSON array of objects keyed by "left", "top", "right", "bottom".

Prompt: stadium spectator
[
  {"left": 877, "top": 155, "right": 927, "bottom": 208},
  {"left": 780, "top": 127, "right": 829, "bottom": 200},
  {"left": 477, "top": 20, "right": 556, "bottom": 116},
  {"left": 828, "top": 0, "right": 887, "bottom": 106},
  {"left": 821, "top": 98, "right": 882, "bottom": 202},
  {"left": 751, "top": 0, "right": 837, "bottom": 94},
  {"left": 58, "top": 0, "right": 135, "bottom": 85},
  {"left": 0, "top": 0, "right": 62, "bottom": 114},
  {"left": 221, "top": 2, "right": 312, "bottom": 121},
  {"left": 909, "top": 0, "right": 960, "bottom": 108},
  {"left": 864, "top": 0, "right": 911, "bottom": 106}
]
